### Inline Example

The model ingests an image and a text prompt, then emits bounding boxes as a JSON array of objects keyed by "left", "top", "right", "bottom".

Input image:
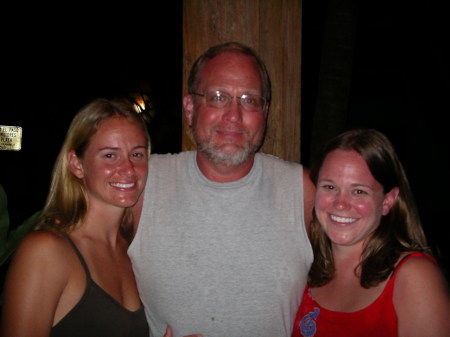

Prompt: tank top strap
[
  {"left": 60, "top": 232, "right": 92, "bottom": 279},
  {"left": 378, "top": 252, "right": 434, "bottom": 306},
  {"left": 391, "top": 252, "right": 435, "bottom": 279}
]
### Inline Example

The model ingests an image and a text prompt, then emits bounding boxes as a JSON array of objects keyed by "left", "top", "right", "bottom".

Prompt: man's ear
[
  {"left": 68, "top": 150, "right": 84, "bottom": 179},
  {"left": 183, "top": 94, "right": 194, "bottom": 126},
  {"left": 382, "top": 186, "right": 399, "bottom": 216}
]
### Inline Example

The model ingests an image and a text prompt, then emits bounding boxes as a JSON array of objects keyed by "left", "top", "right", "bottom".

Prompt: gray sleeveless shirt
[{"left": 128, "top": 151, "right": 313, "bottom": 337}]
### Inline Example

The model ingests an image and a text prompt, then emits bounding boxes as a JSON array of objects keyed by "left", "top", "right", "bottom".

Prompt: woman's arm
[
  {"left": 0, "top": 231, "right": 71, "bottom": 337},
  {"left": 394, "top": 255, "right": 450, "bottom": 337}
]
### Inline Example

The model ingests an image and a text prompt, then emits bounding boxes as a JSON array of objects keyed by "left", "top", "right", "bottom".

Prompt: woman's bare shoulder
[
  {"left": 394, "top": 253, "right": 446, "bottom": 291},
  {"left": 394, "top": 253, "right": 450, "bottom": 336},
  {"left": 11, "top": 229, "right": 73, "bottom": 267}
]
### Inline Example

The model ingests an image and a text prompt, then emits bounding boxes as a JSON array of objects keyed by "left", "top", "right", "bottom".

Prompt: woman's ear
[
  {"left": 68, "top": 150, "right": 84, "bottom": 179},
  {"left": 382, "top": 186, "right": 399, "bottom": 216}
]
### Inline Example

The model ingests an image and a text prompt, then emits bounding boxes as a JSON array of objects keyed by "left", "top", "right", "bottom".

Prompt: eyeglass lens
[{"left": 202, "top": 91, "right": 265, "bottom": 112}]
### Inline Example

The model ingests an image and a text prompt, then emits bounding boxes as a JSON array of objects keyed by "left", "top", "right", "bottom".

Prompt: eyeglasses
[{"left": 191, "top": 91, "right": 267, "bottom": 112}]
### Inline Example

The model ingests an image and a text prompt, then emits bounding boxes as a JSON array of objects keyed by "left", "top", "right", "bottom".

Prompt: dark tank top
[{"left": 50, "top": 233, "right": 149, "bottom": 337}]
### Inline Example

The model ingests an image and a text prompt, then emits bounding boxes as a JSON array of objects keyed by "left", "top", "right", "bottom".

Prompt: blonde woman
[{"left": 1, "top": 98, "right": 171, "bottom": 337}]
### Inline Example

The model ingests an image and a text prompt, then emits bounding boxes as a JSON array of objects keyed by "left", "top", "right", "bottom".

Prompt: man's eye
[
  {"left": 213, "top": 94, "right": 226, "bottom": 102},
  {"left": 244, "top": 97, "right": 257, "bottom": 105}
]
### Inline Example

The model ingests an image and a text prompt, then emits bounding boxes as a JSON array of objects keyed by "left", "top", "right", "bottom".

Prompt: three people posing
[{"left": 4, "top": 41, "right": 448, "bottom": 337}]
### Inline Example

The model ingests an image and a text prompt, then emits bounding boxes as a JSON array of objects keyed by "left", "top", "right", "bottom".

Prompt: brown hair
[
  {"left": 308, "top": 128, "right": 432, "bottom": 288},
  {"left": 187, "top": 41, "right": 271, "bottom": 104}
]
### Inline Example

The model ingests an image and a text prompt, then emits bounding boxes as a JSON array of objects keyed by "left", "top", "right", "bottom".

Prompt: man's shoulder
[
  {"left": 150, "top": 150, "right": 194, "bottom": 162},
  {"left": 257, "top": 152, "right": 303, "bottom": 168},
  {"left": 148, "top": 151, "right": 195, "bottom": 175}
]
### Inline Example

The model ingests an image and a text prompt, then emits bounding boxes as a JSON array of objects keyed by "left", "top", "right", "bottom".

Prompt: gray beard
[{"left": 194, "top": 132, "right": 264, "bottom": 167}]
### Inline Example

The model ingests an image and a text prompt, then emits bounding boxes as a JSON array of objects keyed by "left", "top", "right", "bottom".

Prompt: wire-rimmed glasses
[{"left": 191, "top": 91, "right": 267, "bottom": 112}]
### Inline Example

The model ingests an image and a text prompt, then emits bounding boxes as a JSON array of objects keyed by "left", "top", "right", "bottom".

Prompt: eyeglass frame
[{"left": 190, "top": 90, "right": 268, "bottom": 113}]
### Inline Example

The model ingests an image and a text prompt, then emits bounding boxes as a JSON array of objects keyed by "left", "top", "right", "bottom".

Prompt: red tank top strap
[
  {"left": 382, "top": 252, "right": 435, "bottom": 299},
  {"left": 391, "top": 252, "right": 436, "bottom": 279}
]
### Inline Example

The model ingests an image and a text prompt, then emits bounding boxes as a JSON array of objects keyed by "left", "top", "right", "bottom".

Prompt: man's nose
[{"left": 222, "top": 97, "right": 243, "bottom": 122}]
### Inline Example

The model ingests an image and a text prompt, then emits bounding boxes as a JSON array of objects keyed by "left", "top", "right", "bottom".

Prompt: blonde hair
[{"left": 36, "top": 98, "right": 150, "bottom": 240}]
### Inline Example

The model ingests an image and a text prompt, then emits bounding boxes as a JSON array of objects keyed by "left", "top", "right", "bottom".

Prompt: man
[{"left": 129, "top": 41, "right": 314, "bottom": 337}]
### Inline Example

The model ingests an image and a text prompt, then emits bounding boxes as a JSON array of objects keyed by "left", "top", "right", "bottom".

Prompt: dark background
[
  {"left": 1, "top": 1, "right": 449, "bottom": 281},
  {"left": 301, "top": 0, "right": 449, "bottom": 278}
]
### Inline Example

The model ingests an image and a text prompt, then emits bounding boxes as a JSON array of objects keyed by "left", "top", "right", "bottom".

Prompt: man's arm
[
  {"left": 131, "top": 192, "right": 144, "bottom": 236},
  {"left": 302, "top": 168, "right": 315, "bottom": 234}
]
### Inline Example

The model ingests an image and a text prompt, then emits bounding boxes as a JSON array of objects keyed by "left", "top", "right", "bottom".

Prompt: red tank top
[{"left": 291, "top": 252, "right": 434, "bottom": 337}]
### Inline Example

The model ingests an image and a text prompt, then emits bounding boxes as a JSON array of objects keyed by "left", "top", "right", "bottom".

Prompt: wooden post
[{"left": 182, "top": 0, "right": 302, "bottom": 162}]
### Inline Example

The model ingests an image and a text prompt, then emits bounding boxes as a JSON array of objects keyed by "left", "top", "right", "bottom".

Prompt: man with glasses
[{"left": 129, "top": 41, "right": 315, "bottom": 337}]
